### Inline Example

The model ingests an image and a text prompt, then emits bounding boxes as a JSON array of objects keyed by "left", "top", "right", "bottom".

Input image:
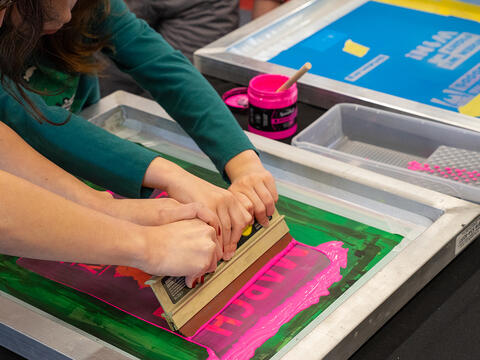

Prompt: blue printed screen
[{"left": 269, "top": 1, "right": 480, "bottom": 114}]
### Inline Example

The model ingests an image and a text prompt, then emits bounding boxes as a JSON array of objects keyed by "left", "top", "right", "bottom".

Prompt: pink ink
[
  {"left": 154, "top": 191, "right": 169, "bottom": 198},
  {"left": 206, "top": 315, "right": 242, "bottom": 336},
  {"left": 192, "top": 241, "right": 297, "bottom": 337},
  {"left": 233, "top": 300, "right": 255, "bottom": 318},
  {"left": 19, "top": 240, "right": 347, "bottom": 360},
  {"left": 153, "top": 307, "right": 164, "bottom": 318},
  {"left": 106, "top": 189, "right": 169, "bottom": 200},
  {"left": 407, "top": 161, "right": 423, "bottom": 171},
  {"left": 275, "top": 256, "right": 298, "bottom": 270},
  {"left": 288, "top": 247, "right": 310, "bottom": 257},
  {"left": 219, "top": 241, "right": 348, "bottom": 360},
  {"left": 259, "top": 269, "right": 285, "bottom": 283},
  {"left": 408, "top": 162, "right": 480, "bottom": 184},
  {"left": 97, "top": 265, "right": 111, "bottom": 276},
  {"left": 192, "top": 241, "right": 347, "bottom": 359},
  {"left": 244, "top": 285, "right": 272, "bottom": 300},
  {"left": 76, "top": 264, "right": 105, "bottom": 275},
  {"left": 17, "top": 270, "right": 218, "bottom": 358}
]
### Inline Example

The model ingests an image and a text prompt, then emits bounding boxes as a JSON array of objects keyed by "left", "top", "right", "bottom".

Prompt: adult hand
[
  {"left": 137, "top": 219, "right": 219, "bottom": 288},
  {"left": 95, "top": 193, "right": 222, "bottom": 261},
  {"left": 225, "top": 150, "right": 278, "bottom": 227},
  {"left": 103, "top": 196, "right": 219, "bottom": 229}
]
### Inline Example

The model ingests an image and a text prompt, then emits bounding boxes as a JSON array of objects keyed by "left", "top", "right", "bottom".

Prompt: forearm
[
  {"left": 0, "top": 86, "right": 158, "bottom": 199},
  {"left": 0, "top": 170, "right": 142, "bottom": 266},
  {"left": 0, "top": 122, "right": 110, "bottom": 210},
  {"left": 142, "top": 150, "right": 266, "bottom": 192},
  {"left": 0, "top": 117, "right": 216, "bottom": 229},
  {"left": 142, "top": 156, "right": 224, "bottom": 203},
  {"left": 103, "top": 1, "right": 255, "bottom": 176}
]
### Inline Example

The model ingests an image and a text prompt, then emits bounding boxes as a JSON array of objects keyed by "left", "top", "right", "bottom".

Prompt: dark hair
[
  {"left": 0, "top": 0, "right": 17, "bottom": 12},
  {"left": 0, "top": 0, "right": 110, "bottom": 125}
]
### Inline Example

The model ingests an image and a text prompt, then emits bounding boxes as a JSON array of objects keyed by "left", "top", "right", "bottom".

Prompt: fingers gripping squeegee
[{"left": 146, "top": 211, "right": 291, "bottom": 336}]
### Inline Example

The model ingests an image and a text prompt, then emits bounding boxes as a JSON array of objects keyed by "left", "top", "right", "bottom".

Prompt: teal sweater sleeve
[
  {"left": 0, "top": 1, "right": 254, "bottom": 199},
  {"left": 103, "top": 0, "right": 256, "bottom": 177},
  {"left": 0, "top": 84, "right": 158, "bottom": 198}
]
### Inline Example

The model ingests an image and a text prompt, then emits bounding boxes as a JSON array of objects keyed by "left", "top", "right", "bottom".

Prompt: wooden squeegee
[{"left": 146, "top": 211, "right": 291, "bottom": 336}]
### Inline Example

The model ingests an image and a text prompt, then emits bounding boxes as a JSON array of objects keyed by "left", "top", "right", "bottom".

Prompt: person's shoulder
[
  {"left": 102, "top": 0, "right": 135, "bottom": 27},
  {"left": 106, "top": 0, "right": 130, "bottom": 16}
]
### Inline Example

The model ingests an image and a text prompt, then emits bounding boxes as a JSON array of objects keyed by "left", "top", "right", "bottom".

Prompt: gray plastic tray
[{"left": 292, "top": 103, "right": 480, "bottom": 203}]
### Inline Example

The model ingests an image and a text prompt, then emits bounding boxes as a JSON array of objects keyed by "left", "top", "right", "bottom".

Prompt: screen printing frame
[
  {"left": 1, "top": 91, "right": 480, "bottom": 360},
  {"left": 194, "top": 0, "right": 480, "bottom": 132}
]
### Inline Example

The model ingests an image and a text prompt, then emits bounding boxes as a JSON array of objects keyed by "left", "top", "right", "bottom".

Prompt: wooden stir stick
[{"left": 276, "top": 62, "right": 312, "bottom": 93}]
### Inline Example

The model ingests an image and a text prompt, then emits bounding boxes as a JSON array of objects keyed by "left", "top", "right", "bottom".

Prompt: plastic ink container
[{"left": 247, "top": 74, "right": 298, "bottom": 140}]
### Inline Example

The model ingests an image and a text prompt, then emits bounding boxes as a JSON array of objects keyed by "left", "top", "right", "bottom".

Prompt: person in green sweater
[
  {"left": 0, "top": 0, "right": 278, "bottom": 286},
  {"left": 0, "top": 120, "right": 221, "bottom": 288}
]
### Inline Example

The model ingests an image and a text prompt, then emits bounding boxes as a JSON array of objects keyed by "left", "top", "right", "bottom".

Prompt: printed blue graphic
[{"left": 269, "top": 1, "right": 480, "bottom": 114}]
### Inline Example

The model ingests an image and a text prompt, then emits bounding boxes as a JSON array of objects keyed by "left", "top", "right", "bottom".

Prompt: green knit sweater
[{"left": 0, "top": 0, "right": 255, "bottom": 198}]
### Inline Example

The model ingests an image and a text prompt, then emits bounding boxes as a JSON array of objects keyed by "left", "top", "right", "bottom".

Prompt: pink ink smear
[
  {"left": 191, "top": 241, "right": 297, "bottom": 337},
  {"left": 197, "top": 240, "right": 348, "bottom": 360},
  {"left": 18, "top": 239, "right": 346, "bottom": 360}
]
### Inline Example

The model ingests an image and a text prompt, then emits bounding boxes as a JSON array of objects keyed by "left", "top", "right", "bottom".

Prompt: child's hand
[
  {"left": 225, "top": 150, "right": 278, "bottom": 227},
  {"left": 142, "top": 157, "right": 252, "bottom": 261},
  {"left": 167, "top": 176, "right": 252, "bottom": 261}
]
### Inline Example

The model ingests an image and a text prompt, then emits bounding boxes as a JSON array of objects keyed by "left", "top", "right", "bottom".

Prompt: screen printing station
[{"left": 1, "top": 0, "right": 480, "bottom": 359}]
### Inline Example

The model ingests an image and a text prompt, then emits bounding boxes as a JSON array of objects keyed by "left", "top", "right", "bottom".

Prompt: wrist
[
  {"left": 84, "top": 190, "right": 116, "bottom": 216},
  {"left": 127, "top": 225, "right": 170, "bottom": 275},
  {"left": 225, "top": 150, "right": 263, "bottom": 181},
  {"left": 143, "top": 157, "right": 187, "bottom": 193},
  {"left": 120, "top": 223, "right": 151, "bottom": 269}
]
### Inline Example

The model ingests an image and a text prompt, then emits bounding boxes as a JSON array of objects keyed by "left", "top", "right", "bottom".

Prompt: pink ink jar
[{"left": 247, "top": 74, "right": 298, "bottom": 140}]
